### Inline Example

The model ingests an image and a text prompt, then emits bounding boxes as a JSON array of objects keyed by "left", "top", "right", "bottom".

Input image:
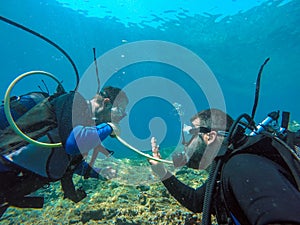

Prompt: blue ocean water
[{"left": 0, "top": 0, "right": 299, "bottom": 157}]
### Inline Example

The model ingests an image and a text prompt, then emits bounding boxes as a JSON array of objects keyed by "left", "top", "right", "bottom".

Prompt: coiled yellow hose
[{"left": 4, "top": 71, "right": 62, "bottom": 148}]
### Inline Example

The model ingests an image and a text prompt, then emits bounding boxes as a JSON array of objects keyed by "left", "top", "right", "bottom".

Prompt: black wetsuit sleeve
[{"left": 162, "top": 171, "right": 206, "bottom": 213}]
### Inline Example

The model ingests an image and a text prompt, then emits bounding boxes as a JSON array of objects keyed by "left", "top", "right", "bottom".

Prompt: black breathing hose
[
  {"left": 251, "top": 58, "right": 270, "bottom": 120},
  {"left": 201, "top": 58, "right": 270, "bottom": 225},
  {"left": 0, "top": 15, "right": 80, "bottom": 91},
  {"left": 201, "top": 159, "right": 221, "bottom": 225}
]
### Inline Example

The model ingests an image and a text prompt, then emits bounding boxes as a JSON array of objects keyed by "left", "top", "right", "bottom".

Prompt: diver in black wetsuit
[{"left": 149, "top": 108, "right": 300, "bottom": 225}]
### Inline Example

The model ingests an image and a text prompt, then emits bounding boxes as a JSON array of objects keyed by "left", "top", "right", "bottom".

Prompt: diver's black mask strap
[
  {"left": 182, "top": 126, "right": 211, "bottom": 146},
  {"left": 189, "top": 127, "right": 229, "bottom": 137},
  {"left": 189, "top": 127, "right": 211, "bottom": 135}
]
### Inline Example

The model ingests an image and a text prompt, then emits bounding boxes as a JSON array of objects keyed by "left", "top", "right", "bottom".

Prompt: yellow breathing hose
[
  {"left": 4, "top": 71, "right": 173, "bottom": 164},
  {"left": 116, "top": 135, "right": 173, "bottom": 164},
  {"left": 4, "top": 71, "right": 63, "bottom": 148}
]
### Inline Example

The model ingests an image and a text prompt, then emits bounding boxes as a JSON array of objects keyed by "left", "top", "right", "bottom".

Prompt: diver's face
[
  {"left": 184, "top": 136, "right": 207, "bottom": 169},
  {"left": 184, "top": 118, "right": 208, "bottom": 169},
  {"left": 91, "top": 96, "right": 128, "bottom": 124}
]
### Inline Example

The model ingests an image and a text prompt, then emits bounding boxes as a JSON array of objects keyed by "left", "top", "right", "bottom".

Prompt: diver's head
[
  {"left": 173, "top": 108, "right": 233, "bottom": 170},
  {"left": 90, "top": 86, "right": 128, "bottom": 124}
]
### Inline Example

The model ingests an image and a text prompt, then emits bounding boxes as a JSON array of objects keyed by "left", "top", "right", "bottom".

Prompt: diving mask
[
  {"left": 111, "top": 106, "right": 126, "bottom": 117},
  {"left": 175, "top": 124, "right": 229, "bottom": 169}
]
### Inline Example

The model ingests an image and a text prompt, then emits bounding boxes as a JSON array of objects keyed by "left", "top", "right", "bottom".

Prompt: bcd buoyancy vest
[
  {"left": 0, "top": 92, "right": 49, "bottom": 130},
  {"left": 0, "top": 91, "right": 94, "bottom": 180},
  {"left": 213, "top": 132, "right": 300, "bottom": 225},
  {"left": 0, "top": 91, "right": 96, "bottom": 215},
  {"left": 0, "top": 91, "right": 60, "bottom": 155}
]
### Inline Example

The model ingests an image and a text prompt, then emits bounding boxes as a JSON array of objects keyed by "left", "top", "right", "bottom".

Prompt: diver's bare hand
[
  {"left": 150, "top": 137, "right": 161, "bottom": 164},
  {"left": 99, "top": 166, "right": 117, "bottom": 180},
  {"left": 149, "top": 137, "right": 168, "bottom": 179}
]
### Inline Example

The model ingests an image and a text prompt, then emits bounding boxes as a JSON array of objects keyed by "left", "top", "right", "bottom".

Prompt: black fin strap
[
  {"left": 9, "top": 196, "right": 44, "bottom": 209},
  {"left": 60, "top": 172, "right": 86, "bottom": 203}
]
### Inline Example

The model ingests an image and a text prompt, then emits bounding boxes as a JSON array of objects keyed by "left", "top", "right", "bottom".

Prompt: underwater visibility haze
[{"left": 0, "top": 0, "right": 300, "bottom": 224}]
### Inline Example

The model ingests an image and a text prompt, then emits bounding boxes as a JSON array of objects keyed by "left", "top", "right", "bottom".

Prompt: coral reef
[{"left": 0, "top": 154, "right": 214, "bottom": 225}]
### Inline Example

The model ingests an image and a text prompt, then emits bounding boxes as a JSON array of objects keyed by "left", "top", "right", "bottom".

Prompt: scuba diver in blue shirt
[{"left": 0, "top": 86, "right": 128, "bottom": 217}]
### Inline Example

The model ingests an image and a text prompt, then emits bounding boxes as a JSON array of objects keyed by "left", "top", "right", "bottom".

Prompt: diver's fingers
[
  {"left": 152, "top": 147, "right": 161, "bottom": 159},
  {"left": 151, "top": 137, "right": 159, "bottom": 150},
  {"left": 152, "top": 145, "right": 159, "bottom": 154},
  {"left": 151, "top": 137, "right": 157, "bottom": 146},
  {"left": 152, "top": 150, "right": 161, "bottom": 157},
  {"left": 151, "top": 137, "right": 162, "bottom": 159},
  {"left": 152, "top": 145, "right": 158, "bottom": 151}
]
